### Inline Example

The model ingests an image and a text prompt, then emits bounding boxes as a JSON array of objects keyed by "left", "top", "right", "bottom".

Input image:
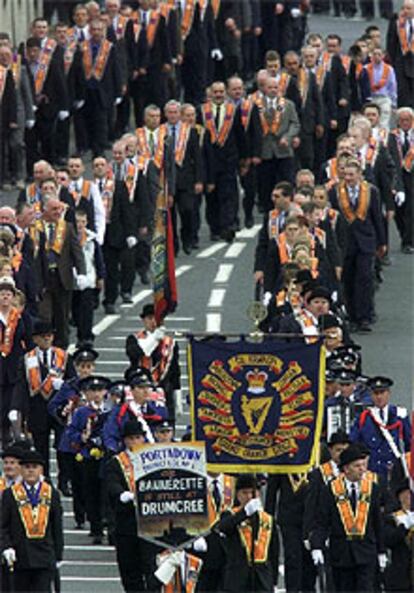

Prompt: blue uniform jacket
[{"left": 66, "top": 405, "right": 109, "bottom": 459}]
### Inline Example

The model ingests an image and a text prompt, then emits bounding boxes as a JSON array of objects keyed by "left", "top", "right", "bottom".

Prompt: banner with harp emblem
[{"left": 188, "top": 339, "right": 325, "bottom": 473}]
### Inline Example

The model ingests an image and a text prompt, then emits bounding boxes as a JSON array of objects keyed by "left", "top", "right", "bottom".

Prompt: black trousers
[
  {"left": 37, "top": 270, "right": 71, "bottom": 349},
  {"left": 130, "top": 71, "right": 168, "bottom": 128},
  {"left": 342, "top": 248, "right": 375, "bottom": 324},
  {"left": 83, "top": 458, "right": 104, "bottom": 535},
  {"left": 258, "top": 157, "right": 295, "bottom": 212},
  {"left": 70, "top": 453, "right": 86, "bottom": 525},
  {"left": 360, "top": 0, "right": 374, "bottom": 17},
  {"left": 25, "top": 114, "right": 57, "bottom": 176},
  {"left": 298, "top": 132, "right": 316, "bottom": 171},
  {"left": 395, "top": 175, "right": 414, "bottom": 247},
  {"left": 14, "top": 568, "right": 53, "bottom": 593},
  {"left": 172, "top": 189, "right": 195, "bottom": 249},
  {"left": 73, "top": 106, "right": 89, "bottom": 152},
  {"left": 72, "top": 288, "right": 96, "bottom": 344},
  {"left": 84, "top": 90, "right": 109, "bottom": 157},
  {"left": 103, "top": 244, "right": 136, "bottom": 304},
  {"left": 31, "top": 420, "right": 64, "bottom": 479},
  {"left": 332, "top": 563, "right": 374, "bottom": 593},
  {"left": 280, "top": 524, "right": 316, "bottom": 593},
  {"left": 55, "top": 116, "right": 70, "bottom": 161},
  {"left": 182, "top": 52, "right": 208, "bottom": 106},
  {"left": 115, "top": 534, "right": 148, "bottom": 593},
  {"left": 241, "top": 166, "right": 257, "bottom": 219},
  {"left": 206, "top": 169, "right": 239, "bottom": 235}
]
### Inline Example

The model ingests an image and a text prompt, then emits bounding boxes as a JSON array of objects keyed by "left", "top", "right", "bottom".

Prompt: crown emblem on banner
[{"left": 246, "top": 368, "right": 268, "bottom": 394}]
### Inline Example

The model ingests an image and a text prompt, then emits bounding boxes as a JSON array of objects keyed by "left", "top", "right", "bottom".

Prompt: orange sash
[
  {"left": 146, "top": 10, "right": 161, "bottom": 47},
  {"left": 0, "top": 476, "right": 7, "bottom": 492},
  {"left": 398, "top": 17, "right": 414, "bottom": 55},
  {"left": 72, "top": 180, "right": 92, "bottom": 205},
  {"left": 163, "top": 553, "right": 203, "bottom": 593},
  {"left": 260, "top": 97, "right": 286, "bottom": 136},
  {"left": 136, "top": 127, "right": 167, "bottom": 169},
  {"left": 0, "top": 65, "right": 7, "bottom": 102},
  {"left": 277, "top": 71, "right": 291, "bottom": 96},
  {"left": 366, "top": 62, "right": 391, "bottom": 92},
  {"left": 202, "top": 101, "right": 236, "bottom": 147},
  {"left": 25, "top": 347, "right": 67, "bottom": 399},
  {"left": 0, "top": 307, "right": 21, "bottom": 358},
  {"left": 11, "top": 482, "right": 52, "bottom": 539},
  {"left": 236, "top": 509, "right": 273, "bottom": 564},
  {"left": 81, "top": 39, "right": 112, "bottom": 81},
  {"left": 250, "top": 90, "right": 264, "bottom": 110},
  {"left": 11, "top": 53, "right": 22, "bottom": 85},
  {"left": 319, "top": 461, "right": 336, "bottom": 484},
  {"left": 277, "top": 232, "right": 291, "bottom": 264},
  {"left": 403, "top": 146, "right": 414, "bottom": 172},
  {"left": 181, "top": 0, "right": 196, "bottom": 39},
  {"left": 331, "top": 475, "right": 372, "bottom": 539},
  {"left": 135, "top": 331, "right": 175, "bottom": 382},
  {"left": 295, "top": 309, "right": 318, "bottom": 344},
  {"left": 117, "top": 451, "right": 136, "bottom": 493},
  {"left": 337, "top": 181, "right": 370, "bottom": 223},
  {"left": 114, "top": 14, "right": 129, "bottom": 40},
  {"left": 33, "top": 38, "right": 56, "bottom": 97},
  {"left": 297, "top": 68, "right": 310, "bottom": 105},
  {"left": 160, "top": 122, "right": 191, "bottom": 166},
  {"left": 315, "top": 63, "right": 326, "bottom": 89},
  {"left": 341, "top": 55, "right": 351, "bottom": 74},
  {"left": 64, "top": 39, "right": 77, "bottom": 75},
  {"left": 211, "top": 0, "right": 221, "bottom": 18},
  {"left": 44, "top": 218, "right": 67, "bottom": 255},
  {"left": 240, "top": 98, "right": 253, "bottom": 131},
  {"left": 207, "top": 475, "right": 234, "bottom": 524}
]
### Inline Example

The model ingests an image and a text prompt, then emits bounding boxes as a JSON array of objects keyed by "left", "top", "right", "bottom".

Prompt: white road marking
[
  {"left": 206, "top": 313, "right": 221, "bottom": 332},
  {"left": 65, "top": 546, "right": 115, "bottom": 551},
  {"left": 61, "top": 577, "right": 121, "bottom": 582},
  {"left": 95, "top": 360, "right": 128, "bottom": 365},
  {"left": 214, "top": 263, "right": 234, "bottom": 283},
  {"left": 197, "top": 242, "right": 226, "bottom": 258},
  {"left": 176, "top": 264, "right": 192, "bottom": 276},
  {"left": 131, "top": 288, "right": 152, "bottom": 305},
  {"left": 93, "top": 315, "right": 120, "bottom": 336},
  {"left": 236, "top": 223, "right": 261, "bottom": 238},
  {"left": 224, "top": 242, "right": 246, "bottom": 258},
  {"left": 61, "top": 561, "right": 117, "bottom": 566},
  {"left": 207, "top": 288, "right": 226, "bottom": 308}
]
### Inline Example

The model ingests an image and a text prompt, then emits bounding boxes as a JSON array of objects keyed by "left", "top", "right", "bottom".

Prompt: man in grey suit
[
  {"left": 258, "top": 76, "right": 300, "bottom": 212},
  {"left": 38, "top": 196, "right": 86, "bottom": 348}
]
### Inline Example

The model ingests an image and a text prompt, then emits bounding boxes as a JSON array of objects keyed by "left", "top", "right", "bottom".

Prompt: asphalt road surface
[{"left": 1, "top": 7, "right": 412, "bottom": 591}]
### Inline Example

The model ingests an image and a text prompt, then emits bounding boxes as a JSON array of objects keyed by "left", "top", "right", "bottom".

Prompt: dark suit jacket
[
  {"left": 363, "top": 144, "right": 396, "bottom": 212},
  {"left": 26, "top": 46, "right": 68, "bottom": 118},
  {"left": 311, "top": 479, "right": 385, "bottom": 567},
  {"left": 327, "top": 54, "right": 350, "bottom": 122},
  {"left": 294, "top": 69, "right": 325, "bottom": 134},
  {"left": 0, "top": 314, "right": 30, "bottom": 386},
  {"left": 44, "top": 220, "right": 86, "bottom": 290},
  {"left": 1, "top": 69, "right": 17, "bottom": 127},
  {"left": 175, "top": 127, "right": 203, "bottom": 191},
  {"left": 1, "top": 484, "right": 64, "bottom": 569},
  {"left": 106, "top": 455, "right": 138, "bottom": 536},
  {"left": 104, "top": 180, "right": 141, "bottom": 249},
  {"left": 383, "top": 512, "right": 412, "bottom": 591},
  {"left": 386, "top": 14, "right": 414, "bottom": 79}
]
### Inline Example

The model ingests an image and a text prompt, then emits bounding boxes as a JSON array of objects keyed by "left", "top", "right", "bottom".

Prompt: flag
[{"left": 188, "top": 338, "right": 325, "bottom": 474}]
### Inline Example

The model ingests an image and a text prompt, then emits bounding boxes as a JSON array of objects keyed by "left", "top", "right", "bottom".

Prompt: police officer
[{"left": 350, "top": 376, "right": 411, "bottom": 478}]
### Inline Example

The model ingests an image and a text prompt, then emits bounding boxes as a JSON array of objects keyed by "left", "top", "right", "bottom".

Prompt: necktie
[
  {"left": 350, "top": 483, "right": 357, "bottom": 512},
  {"left": 99, "top": 179, "right": 104, "bottom": 193},
  {"left": 215, "top": 104, "right": 221, "bottom": 130},
  {"left": 409, "top": 20, "right": 413, "bottom": 44},
  {"left": 149, "top": 131, "right": 155, "bottom": 155},
  {"left": 29, "top": 486, "right": 36, "bottom": 500},
  {"left": 142, "top": 11, "right": 147, "bottom": 27},
  {"left": 171, "top": 125, "right": 176, "bottom": 149},
  {"left": 379, "top": 408, "right": 385, "bottom": 422},
  {"left": 403, "top": 131, "right": 410, "bottom": 156},
  {"left": 212, "top": 479, "right": 221, "bottom": 511},
  {"left": 48, "top": 223, "right": 55, "bottom": 245},
  {"left": 79, "top": 29, "right": 85, "bottom": 42},
  {"left": 43, "top": 350, "right": 48, "bottom": 367}
]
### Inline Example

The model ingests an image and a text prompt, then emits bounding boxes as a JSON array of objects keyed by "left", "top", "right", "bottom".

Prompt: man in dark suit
[
  {"left": 200, "top": 80, "right": 248, "bottom": 242},
  {"left": 73, "top": 19, "right": 122, "bottom": 157},
  {"left": 24, "top": 37, "right": 68, "bottom": 176},
  {"left": 311, "top": 444, "right": 386, "bottom": 593},
  {"left": 0, "top": 52, "right": 17, "bottom": 189},
  {"left": 386, "top": 1, "right": 414, "bottom": 108},
  {"left": 329, "top": 159, "right": 386, "bottom": 333},
  {"left": 163, "top": 100, "right": 203, "bottom": 254},
  {"left": 1, "top": 449, "right": 64, "bottom": 593},
  {"left": 37, "top": 196, "right": 86, "bottom": 348}
]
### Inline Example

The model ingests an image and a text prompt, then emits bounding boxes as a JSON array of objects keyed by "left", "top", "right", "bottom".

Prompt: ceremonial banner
[
  {"left": 151, "top": 172, "right": 177, "bottom": 323},
  {"left": 188, "top": 339, "right": 325, "bottom": 473},
  {"left": 135, "top": 442, "right": 210, "bottom": 541}
]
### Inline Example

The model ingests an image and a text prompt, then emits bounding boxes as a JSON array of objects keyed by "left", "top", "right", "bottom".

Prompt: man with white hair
[
  {"left": 16, "top": 160, "right": 53, "bottom": 215},
  {"left": 386, "top": 0, "right": 414, "bottom": 108}
]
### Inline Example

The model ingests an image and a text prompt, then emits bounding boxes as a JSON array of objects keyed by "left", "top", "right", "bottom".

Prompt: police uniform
[
  {"left": 350, "top": 377, "right": 411, "bottom": 477},
  {"left": 324, "top": 370, "right": 369, "bottom": 439}
]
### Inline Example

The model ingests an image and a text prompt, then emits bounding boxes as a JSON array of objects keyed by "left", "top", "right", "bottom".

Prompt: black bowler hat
[
  {"left": 296, "top": 270, "right": 313, "bottom": 285},
  {"left": 20, "top": 449, "right": 45, "bottom": 467},
  {"left": 122, "top": 420, "right": 145, "bottom": 438},
  {"left": 308, "top": 286, "right": 331, "bottom": 303},
  {"left": 235, "top": 474, "right": 258, "bottom": 491},
  {"left": 394, "top": 478, "right": 410, "bottom": 497},
  {"left": 367, "top": 376, "right": 394, "bottom": 391},
  {"left": 1, "top": 445, "right": 25, "bottom": 460},
  {"left": 319, "top": 314, "right": 341, "bottom": 331},
  {"left": 328, "top": 430, "right": 350, "bottom": 446},
  {"left": 336, "top": 370, "right": 357, "bottom": 385},
  {"left": 327, "top": 357, "right": 345, "bottom": 372},
  {"left": 154, "top": 420, "right": 174, "bottom": 432},
  {"left": 32, "top": 319, "right": 55, "bottom": 336},
  {"left": 140, "top": 303, "right": 155, "bottom": 319},
  {"left": 325, "top": 368, "right": 338, "bottom": 382},
  {"left": 339, "top": 444, "right": 366, "bottom": 468},
  {"left": 78, "top": 375, "right": 110, "bottom": 391},
  {"left": 126, "top": 367, "right": 153, "bottom": 388},
  {"left": 73, "top": 346, "right": 99, "bottom": 364}
]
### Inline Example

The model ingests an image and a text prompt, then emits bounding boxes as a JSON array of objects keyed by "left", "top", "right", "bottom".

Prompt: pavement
[{"left": 1, "top": 6, "right": 413, "bottom": 591}]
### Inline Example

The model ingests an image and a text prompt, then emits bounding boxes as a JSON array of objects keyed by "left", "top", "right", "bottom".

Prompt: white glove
[
  {"left": 8, "top": 410, "right": 19, "bottom": 423},
  {"left": 244, "top": 497, "right": 262, "bottom": 517},
  {"left": 126, "top": 236, "right": 138, "bottom": 249},
  {"left": 291, "top": 7, "right": 301, "bottom": 17},
  {"left": 193, "top": 536, "right": 208, "bottom": 552},
  {"left": 303, "top": 539, "right": 311, "bottom": 551},
  {"left": 378, "top": 553, "right": 387, "bottom": 571},
  {"left": 2, "top": 548, "right": 16, "bottom": 566},
  {"left": 154, "top": 551, "right": 184, "bottom": 585},
  {"left": 52, "top": 377, "right": 64, "bottom": 391},
  {"left": 263, "top": 291, "right": 272, "bottom": 306},
  {"left": 211, "top": 49, "right": 223, "bottom": 61},
  {"left": 395, "top": 191, "right": 406, "bottom": 207},
  {"left": 76, "top": 274, "right": 88, "bottom": 291},
  {"left": 120, "top": 491, "right": 135, "bottom": 503},
  {"left": 396, "top": 512, "right": 414, "bottom": 529},
  {"left": 154, "top": 327, "right": 166, "bottom": 340},
  {"left": 114, "top": 97, "right": 122, "bottom": 106},
  {"left": 56, "top": 561, "right": 63, "bottom": 569},
  {"left": 311, "top": 550, "right": 324, "bottom": 566},
  {"left": 58, "top": 110, "right": 70, "bottom": 121},
  {"left": 26, "top": 119, "right": 35, "bottom": 129},
  {"left": 74, "top": 100, "right": 85, "bottom": 110}
]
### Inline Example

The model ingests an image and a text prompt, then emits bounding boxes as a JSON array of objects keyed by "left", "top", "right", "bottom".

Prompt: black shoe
[
  {"left": 104, "top": 304, "right": 117, "bottom": 315},
  {"left": 402, "top": 246, "right": 414, "bottom": 254},
  {"left": 357, "top": 321, "right": 372, "bottom": 334},
  {"left": 92, "top": 535, "right": 103, "bottom": 545},
  {"left": 140, "top": 271, "right": 150, "bottom": 285},
  {"left": 349, "top": 322, "right": 359, "bottom": 333},
  {"left": 59, "top": 481, "right": 73, "bottom": 497},
  {"left": 121, "top": 292, "right": 133, "bottom": 304},
  {"left": 75, "top": 522, "right": 85, "bottom": 530},
  {"left": 221, "top": 229, "right": 235, "bottom": 243},
  {"left": 210, "top": 233, "right": 220, "bottom": 241},
  {"left": 245, "top": 216, "right": 254, "bottom": 229},
  {"left": 191, "top": 240, "right": 199, "bottom": 249},
  {"left": 183, "top": 245, "right": 192, "bottom": 255}
]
